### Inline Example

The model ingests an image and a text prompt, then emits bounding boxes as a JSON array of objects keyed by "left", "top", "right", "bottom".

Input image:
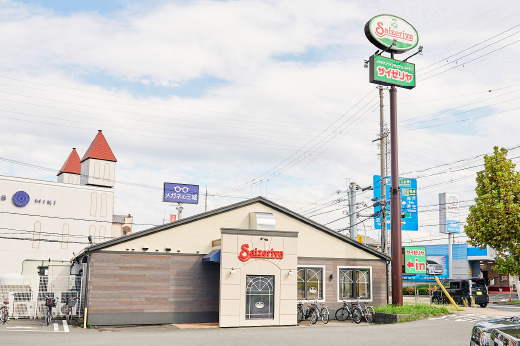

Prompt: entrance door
[{"left": 245, "top": 275, "right": 274, "bottom": 320}]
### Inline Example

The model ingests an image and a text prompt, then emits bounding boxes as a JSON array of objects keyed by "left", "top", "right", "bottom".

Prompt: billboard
[
  {"left": 369, "top": 55, "right": 416, "bottom": 89},
  {"left": 373, "top": 175, "right": 418, "bottom": 231},
  {"left": 163, "top": 183, "right": 199, "bottom": 204},
  {"left": 403, "top": 255, "right": 448, "bottom": 282},
  {"left": 404, "top": 246, "right": 427, "bottom": 275},
  {"left": 439, "top": 193, "right": 460, "bottom": 233}
]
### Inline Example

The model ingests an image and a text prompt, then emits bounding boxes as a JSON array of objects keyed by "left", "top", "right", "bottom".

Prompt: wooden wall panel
[{"left": 88, "top": 252, "right": 219, "bottom": 314}]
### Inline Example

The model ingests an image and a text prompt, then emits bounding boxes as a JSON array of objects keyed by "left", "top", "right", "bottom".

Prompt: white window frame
[
  {"left": 297, "top": 265, "right": 326, "bottom": 302},
  {"left": 336, "top": 265, "right": 373, "bottom": 303}
]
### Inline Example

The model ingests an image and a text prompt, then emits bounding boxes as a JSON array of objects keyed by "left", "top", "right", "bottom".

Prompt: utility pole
[
  {"left": 205, "top": 186, "right": 208, "bottom": 212},
  {"left": 349, "top": 182, "right": 358, "bottom": 239},
  {"left": 379, "top": 85, "right": 388, "bottom": 255},
  {"left": 176, "top": 203, "right": 184, "bottom": 220}
]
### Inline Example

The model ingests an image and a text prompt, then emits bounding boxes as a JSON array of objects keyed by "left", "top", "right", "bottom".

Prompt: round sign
[
  {"left": 364, "top": 14, "right": 419, "bottom": 53},
  {"left": 12, "top": 191, "right": 30, "bottom": 207}
]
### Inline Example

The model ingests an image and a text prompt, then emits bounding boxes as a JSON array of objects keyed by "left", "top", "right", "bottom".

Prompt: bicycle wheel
[
  {"left": 309, "top": 310, "right": 318, "bottom": 324},
  {"left": 66, "top": 308, "right": 72, "bottom": 325},
  {"left": 0, "top": 310, "right": 5, "bottom": 324},
  {"left": 321, "top": 307, "right": 329, "bottom": 324},
  {"left": 335, "top": 307, "right": 349, "bottom": 321},
  {"left": 364, "top": 306, "right": 375, "bottom": 323},
  {"left": 45, "top": 312, "right": 50, "bottom": 326},
  {"left": 297, "top": 306, "right": 304, "bottom": 323},
  {"left": 352, "top": 307, "right": 362, "bottom": 324}
]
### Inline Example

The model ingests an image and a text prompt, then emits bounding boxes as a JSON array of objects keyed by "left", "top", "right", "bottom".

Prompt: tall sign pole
[
  {"left": 364, "top": 14, "right": 420, "bottom": 305},
  {"left": 379, "top": 86, "right": 387, "bottom": 254},
  {"left": 388, "top": 53, "right": 403, "bottom": 305}
]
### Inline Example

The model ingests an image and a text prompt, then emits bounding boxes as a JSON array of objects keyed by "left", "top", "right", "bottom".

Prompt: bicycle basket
[
  {"left": 45, "top": 298, "right": 56, "bottom": 307},
  {"left": 66, "top": 297, "right": 77, "bottom": 307}
]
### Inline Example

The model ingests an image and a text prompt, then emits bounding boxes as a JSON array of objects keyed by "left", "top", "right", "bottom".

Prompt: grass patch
[{"left": 374, "top": 303, "right": 449, "bottom": 316}]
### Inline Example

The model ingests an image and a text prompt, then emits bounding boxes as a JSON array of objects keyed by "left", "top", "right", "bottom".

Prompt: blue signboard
[
  {"left": 447, "top": 220, "right": 460, "bottom": 233},
  {"left": 163, "top": 183, "right": 199, "bottom": 204},
  {"left": 373, "top": 175, "right": 418, "bottom": 231}
]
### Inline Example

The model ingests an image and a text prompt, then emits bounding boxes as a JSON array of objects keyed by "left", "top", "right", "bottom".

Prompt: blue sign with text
[
  {"left": 373, "top": 175, "right": 418, "bottom": 231},
  {"left": 163, "top": 183, "right": 199, "bottom": 204}
]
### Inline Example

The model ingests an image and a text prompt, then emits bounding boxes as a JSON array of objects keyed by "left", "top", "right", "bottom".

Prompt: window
[
  {"left": 246, "top": 275, "right": 274, "bottom": 319},
  {"left": 297, "top": 267, "right": 324, "bottom": 300},
  {"left": 339, "top": 267, "right": 371, "bottom": 300}
]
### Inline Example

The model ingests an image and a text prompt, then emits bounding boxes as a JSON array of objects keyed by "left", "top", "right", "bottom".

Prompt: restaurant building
[{"left": 73, "top": 196, "right": 390, "bottom": 327}]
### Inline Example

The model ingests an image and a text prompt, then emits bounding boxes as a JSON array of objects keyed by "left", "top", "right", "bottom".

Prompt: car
[
  {"left": 489, "top": 326, "right": 520, "bottom": 346},
  {"left": 431, "top": 278, "right": 489, "bottom": 308},
  {"left": 470, "top": 316, "right": 520, "bottom": 346},
  {"left": 426, "top": 260, "right": 444, "bottom": 275}
]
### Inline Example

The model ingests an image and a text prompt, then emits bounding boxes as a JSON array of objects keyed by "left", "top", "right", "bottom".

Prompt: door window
[{"left": 246, "top": 275, "right": 274, "bottom": 319}]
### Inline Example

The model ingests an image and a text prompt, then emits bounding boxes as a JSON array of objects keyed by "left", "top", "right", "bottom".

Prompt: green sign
[
  {"left": 369, "top": 55, "right": 415, "bottom": 89},
  {"left": 364, "top": 15, "right": 419, "bottom": 53},
  {"left": 404, "top": 246, "right": 426, "bottom": 274}
]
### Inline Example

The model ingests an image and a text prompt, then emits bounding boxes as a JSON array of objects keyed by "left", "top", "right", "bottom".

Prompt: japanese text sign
[
  {"left": 163, "top": 183, "right": 199, "bottom": 204},
  {"left": 373, "top": 175, "right": 418, "bottom": 231},
  {"left": 404, "top": 246, "right": 427, "bottom": 274},
  {"left": 369, "top": 55, "right": 415, "bottom": 89}
]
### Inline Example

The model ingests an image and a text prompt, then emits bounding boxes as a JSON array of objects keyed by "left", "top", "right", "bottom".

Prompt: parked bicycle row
[
  {"left": 297, "top": 299, "right": 374, "bottom": 325},
  {"left": 0, "top": 296, "right": 77, "bottom": 327}
]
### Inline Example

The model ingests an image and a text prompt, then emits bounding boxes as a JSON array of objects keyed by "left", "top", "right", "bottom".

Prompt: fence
[{"left": 0, "top": 275, "right": 85, "bottom": 319}]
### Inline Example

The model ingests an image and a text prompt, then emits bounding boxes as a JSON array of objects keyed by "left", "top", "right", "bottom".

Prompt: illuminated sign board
[
  {"left": 439, "top": 193, "right": 460, "bottom": 234},
  {"left": 238, "top": 244, "right": 284, "bottom": 262},
  {"left": 403, "top": 246, "right": 427, "bottom": 274},
  {"left": 364, "top": 14, "right": 419, "bottom": 53},
  {"left": 369, "top": 55, "right": 415, "bottom": 89},
  {"left": 163, "top": 183, "right": 199, "bottom": 204}
]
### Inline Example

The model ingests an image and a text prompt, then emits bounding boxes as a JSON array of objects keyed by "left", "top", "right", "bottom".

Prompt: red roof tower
[
  {"left": 81, "top": 130, "right": 117, "bottom": 162},
  {"left": 57, "top": 148, "right": 81, "bottom": 176}
]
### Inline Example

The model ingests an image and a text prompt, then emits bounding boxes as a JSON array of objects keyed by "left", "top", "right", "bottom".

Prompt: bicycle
[
  {"left": 307, "top": 299, "right": 329, "bottom": 324},
  {"left": 44, "top": 296, "right": 56, "bottom": 326},
  {"left": 353, "top": 301, "right": 375, "bottom": 324},
  {"left": 335, "top": 300, "right": 361, "bottom": 322},
  {"left": 65, "top": 297, "right": 77, "bottom": 325},
  {"left": 0, "top": 300, "right": 8, "bottom": 324},
  {"left": 297, "top": 299, "right": 329, "bottom": 324}
]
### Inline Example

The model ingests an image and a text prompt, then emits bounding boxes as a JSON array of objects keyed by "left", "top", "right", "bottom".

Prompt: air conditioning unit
[{"left": 12, "top": 302, "right": 35, "bottom": 318}]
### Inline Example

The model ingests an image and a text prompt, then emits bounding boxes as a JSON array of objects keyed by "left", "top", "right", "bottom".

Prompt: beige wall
[
  {"left": 104, "top": 202, "right": 379, "bottom": 261},
  {"left": 0, "top": 174, "right": 113, "bottom": 274},
  {"left": 219, "top": 231, "right": 297, "bottom": 327}
]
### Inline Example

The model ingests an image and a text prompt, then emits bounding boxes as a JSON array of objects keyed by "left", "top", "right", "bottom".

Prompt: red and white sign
[
  {"left": 238, "top": 244, "right": 284, "bottom": 262},
  {"left": 170, "top": 214, "right": 177, "bottom": 222}
]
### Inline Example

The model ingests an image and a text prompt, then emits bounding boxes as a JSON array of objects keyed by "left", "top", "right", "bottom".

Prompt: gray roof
[
  {"left": 75, "top": 196, "right": 390, "bottom": 261},
  {"left": 112, "top": 215, "right": 126, "bottom": 223}
]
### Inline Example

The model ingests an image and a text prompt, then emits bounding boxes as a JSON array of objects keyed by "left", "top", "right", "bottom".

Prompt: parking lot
[{"left": 0, "top": 307, "right": 517, "bottom": 346}]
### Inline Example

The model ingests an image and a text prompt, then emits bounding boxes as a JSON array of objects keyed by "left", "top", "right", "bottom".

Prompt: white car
[{"left": 426, "top": 260, "right": 443, "bottom": 275}]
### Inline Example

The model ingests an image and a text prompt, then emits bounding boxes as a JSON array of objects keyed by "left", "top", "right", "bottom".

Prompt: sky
[{"left": 1, "top": 0, "right": 520, "bottom": 247}]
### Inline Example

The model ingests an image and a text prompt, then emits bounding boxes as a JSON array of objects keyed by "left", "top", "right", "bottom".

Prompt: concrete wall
[
  {"left": 219, "top": 229, "right": 298, "bottom": 327},
  {"left": 104, "top": 202, "right": 379, "bottom": 261},
  {"left": 0, "top": 175, "right": 113, "bottom": 274}
]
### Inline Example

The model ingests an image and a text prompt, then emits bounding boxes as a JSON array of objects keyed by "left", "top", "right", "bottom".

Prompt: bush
[{"left": 403, "top": 284, "right": 440, "bottom": 295}]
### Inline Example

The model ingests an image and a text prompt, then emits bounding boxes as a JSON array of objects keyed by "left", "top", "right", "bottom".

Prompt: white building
[{"left": 0, "top": 130, "right": 121, "bottom": 275}]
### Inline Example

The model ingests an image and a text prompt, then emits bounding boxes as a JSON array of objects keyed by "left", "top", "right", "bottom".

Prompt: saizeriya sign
[
  {"left": 238, "top": 244, "right": 284, "bottom": 262},
  {"left": 364, "top": 14, "right": 418, "bottom": 53}
]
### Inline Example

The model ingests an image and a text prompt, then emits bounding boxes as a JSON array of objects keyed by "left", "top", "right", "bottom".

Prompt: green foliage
[
  {"left": 402, "top": 285, "right": 438, "bottom": 295},
  {"left": 465, "top": 147, "right": 520, "bottom": 276},
  {"left": 374, "top": 303, "right": 448, "bottom": 315}
]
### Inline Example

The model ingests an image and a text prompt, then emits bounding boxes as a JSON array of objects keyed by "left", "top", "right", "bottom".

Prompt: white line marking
[
  {"left": 53, "top": 322, "right": 58, "bottom": 332},
  {"left": 6, "top": 326, "right": 35, "bottom": 329},
  {"left": 492, "top": 305, "right": 520, "bottom": 309},
  {"left": 62, "top": 320, "right": 69, "bottom": 333}
]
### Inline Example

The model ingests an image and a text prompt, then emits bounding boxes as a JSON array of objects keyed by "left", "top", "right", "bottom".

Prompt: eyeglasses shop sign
[
  {"left": 163, "top": 183, "right": 199, "bottom": 204},
  {"left": 364, "top": 14, "right": 419, "bottom": 53}
]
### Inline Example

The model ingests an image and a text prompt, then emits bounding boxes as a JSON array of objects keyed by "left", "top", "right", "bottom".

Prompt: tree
[{"left": 465, "top": 146, "right": 520, "bottom": 297}]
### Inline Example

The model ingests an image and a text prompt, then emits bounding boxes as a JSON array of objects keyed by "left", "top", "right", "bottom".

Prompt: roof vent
[{"left": 250, "top": 212, "right": 276, "bottom": 230}]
